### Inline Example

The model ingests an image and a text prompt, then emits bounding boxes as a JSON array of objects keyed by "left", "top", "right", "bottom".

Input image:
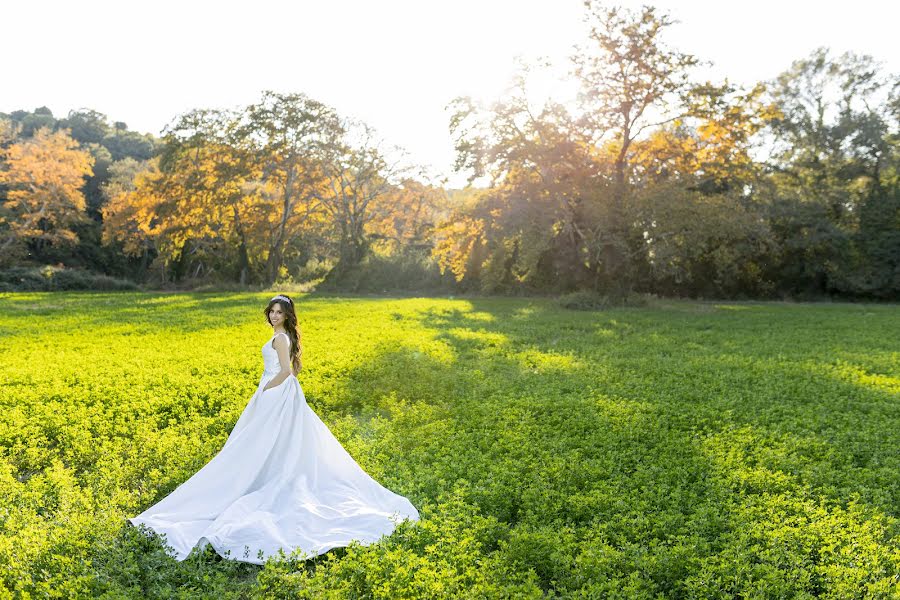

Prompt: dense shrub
[
  {"left": 0, "top": 266, "right": 138, "bottom": 291},
  {"left": 557, "top": 289, "right": 655, "bottom": 310},
  {"left": 319, "top": 251, "right": 457, "bottom": 293}
]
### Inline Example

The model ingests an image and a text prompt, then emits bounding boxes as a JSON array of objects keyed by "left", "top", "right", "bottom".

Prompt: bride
[{"left": 129, "top": 294, "right": 420, "bottom": 564}]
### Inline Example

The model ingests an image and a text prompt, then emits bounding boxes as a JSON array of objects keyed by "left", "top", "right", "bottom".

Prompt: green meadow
[{"left": 0, "top": 292, "right": 898, "bottom": 598}]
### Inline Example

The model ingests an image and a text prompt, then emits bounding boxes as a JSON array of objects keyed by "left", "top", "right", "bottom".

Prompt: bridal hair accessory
[{"left": 271, "top": 295, "right": 292, "bottom": 304}]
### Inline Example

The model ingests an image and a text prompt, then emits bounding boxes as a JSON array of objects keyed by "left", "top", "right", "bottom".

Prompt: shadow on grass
[
  {"left": 323, "top": 298, "right": 900, "bottom": 593},
  {"left": 467, "top": 301, "right": 897, "bottom": 502}
]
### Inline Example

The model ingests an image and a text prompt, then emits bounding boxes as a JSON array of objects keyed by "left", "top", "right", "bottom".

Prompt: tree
[
  {"left": 627, "top": 81, "right": 776, "bottom": 193},
  {"left": 432, "top": 190, "right": 501, "bottom": 291},
  {"left": 684, "top": 81, "right": 776, "bottom": 194},
  {"left": 13, "top": 107, "right": 57, "bottom": 138},
  {"left": 159, "top": 108, "right": 264, "bottom": 283},
  {"left": 103, "top": 111, "right": 268, "bottom": 285},
  {"left": 0, "top": 118, "right": 17, "bottom": 147},
  {"left": 446, "top": 65, "right": 607, "bottom": 292},
  {"left": 367, "top": 178, "right": 449, "bottom": 255},
  {"left": 237, "top": 91, "right": 340, "bottom": 285},
  {"left": 101, "top": 92, "right": 405, "bottom": 286},
  {"left": 635, "top": 181, "right": 777, "bottom": 297},
  {"left": 766, "top": 48, "right": 899, "bottom": 296},
  {"left": 61, "top": 109, "right": 110, "bottom": 145},
  {"left": 572, "top": 2, "right": 699, "bottom": 292},
  {"left": 318, "top": 119, "right": 413, "bottom": 281},
  {"left": 83, "top": 143, "right": 114, "bottom": 217},
  {"left": 0, "top": 127, "right": 94, "bottom": 261},
  {"left": 101, "top": 130, "right": 156, "bottom": 162},
  {"left": 101, "top": 157, "right": 165, "bottom": 267}
]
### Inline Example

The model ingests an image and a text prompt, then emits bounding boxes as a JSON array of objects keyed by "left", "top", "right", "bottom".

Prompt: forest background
[{"left": 1, "top": 2, "right": 898, "bottom": 301}]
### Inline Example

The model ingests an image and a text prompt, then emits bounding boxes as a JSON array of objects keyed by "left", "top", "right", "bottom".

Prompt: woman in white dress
[{"left": 129, "top": 294, "right": 420, "bottom": 564}]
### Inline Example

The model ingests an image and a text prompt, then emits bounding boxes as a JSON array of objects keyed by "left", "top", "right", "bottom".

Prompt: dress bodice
[{"left": 261, "top": 332, "right": 289, "bottom": 379}]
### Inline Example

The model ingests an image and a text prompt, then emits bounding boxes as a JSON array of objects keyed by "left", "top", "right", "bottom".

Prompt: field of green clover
[{"left": 0, "top": 292, "right": 898, "bottom": 598}]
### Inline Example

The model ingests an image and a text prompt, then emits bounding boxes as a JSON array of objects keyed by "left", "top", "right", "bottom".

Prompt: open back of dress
[{"left": 129, "top": 332, "right": 419, "bottom": 564}]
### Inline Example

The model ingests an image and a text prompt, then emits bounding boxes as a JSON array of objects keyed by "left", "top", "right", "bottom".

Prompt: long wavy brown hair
[{"left": 263, "top": 295, "right": 303, "bottom": 372}]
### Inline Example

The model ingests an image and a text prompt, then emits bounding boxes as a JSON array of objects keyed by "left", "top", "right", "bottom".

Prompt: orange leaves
[
  {"left": 0, "top": 127, "right": 94, "bottom": 253},
  {"left": 630, "top": 128, "right": 699, "bottom": 185},
  {"left": 432, "top": 213, "right": 487, "bottom": 283},
  {"left": 367, "top": 179, "right": 448, "bottom": 255},
  {"left": 101, "top": 158, "right": 168, "bottom": 255}
]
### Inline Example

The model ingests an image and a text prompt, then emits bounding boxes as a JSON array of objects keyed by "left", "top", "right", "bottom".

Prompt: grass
[{"left": 0, "top": 292, "right": 898, "bottom": 598}]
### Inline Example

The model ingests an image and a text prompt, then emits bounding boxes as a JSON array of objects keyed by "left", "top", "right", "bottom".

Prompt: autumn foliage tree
[
  {"left": 439, "top": 3, "right": 835, "bottom": 299},
  {"left": 100, "top": 91, "right": 420, "bottom": 286},
  {"left": 571, "top": 2, "right": 699, "bottom": 291},
  {"left": 315, "top": 119, "right": 419, "bottom": 284},
  {"left": 235, "top": 92, "right": 338, "bottom": 285},
  {"left": 367, "top": 178, "right": 449, "bottom": 255},
  {"left": 442, "top": 4, "right": 704, "bottom": 294},
  {"left": 101, "top": 157, "right": 167, "bottom": 272},
  {"left": 0, "top": 127, "right": 94, "bottom": 263},
  {"left": 157, "top": 108, "right": 271, "bottom": 284},
  {"left": 443, "top": 78, "right": 604, "bottom": 292},
  {"left": 101, "top": 152, "right": 230, "bottom": 283}
]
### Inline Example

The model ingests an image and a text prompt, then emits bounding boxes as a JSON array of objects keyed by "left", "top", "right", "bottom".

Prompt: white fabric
[{"left": 129, "top": 331, "right": 419, "bottom": 564}]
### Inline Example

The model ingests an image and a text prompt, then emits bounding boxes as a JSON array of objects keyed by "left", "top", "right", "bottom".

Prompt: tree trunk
[
  {"left": 232, "top": 205, "right": 251, "bottom": 285},
  {"left": 172, "top": 239, "right": 192, "bottom": 282},
  {"left": 265, "top": 245, "right": 283, "bottom": 286},
  {"left": 264, "top": 167, "right": 298, "bottom": 286},
  {"left": 602, "top": 121, "right": 636, "bottom": 296}
]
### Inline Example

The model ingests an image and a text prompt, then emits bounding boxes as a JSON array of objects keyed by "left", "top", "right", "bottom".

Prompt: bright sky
[{"left": 4, "top": 0, "right": 899, "bottom": 187}]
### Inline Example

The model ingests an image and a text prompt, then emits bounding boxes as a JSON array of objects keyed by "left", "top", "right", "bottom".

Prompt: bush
[
  {"left": 0, "top": 266, "right": 139, "bottom": 291},
  {"left": 320, "top": 251, "right": 456, "bottom": 293},
  {"left": 557, "top": 289, "right": 655, "bottom": 310}
]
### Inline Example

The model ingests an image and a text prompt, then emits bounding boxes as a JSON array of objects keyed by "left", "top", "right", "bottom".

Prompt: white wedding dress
[{"left": 129, "top": 331, "right": 419, "bottom": 564}]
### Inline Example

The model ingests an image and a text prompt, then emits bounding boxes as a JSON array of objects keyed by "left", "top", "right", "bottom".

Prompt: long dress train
[{"left": 129, "top": 331, "right": 419, "bottom": 564}]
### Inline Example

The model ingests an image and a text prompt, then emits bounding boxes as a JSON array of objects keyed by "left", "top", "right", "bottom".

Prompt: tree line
[
  {"left": 0, "top": 94, "right": 448, "bottom": 290},
  {"left": 1, "top": 2, "right": 897, "bottom": 299}
]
